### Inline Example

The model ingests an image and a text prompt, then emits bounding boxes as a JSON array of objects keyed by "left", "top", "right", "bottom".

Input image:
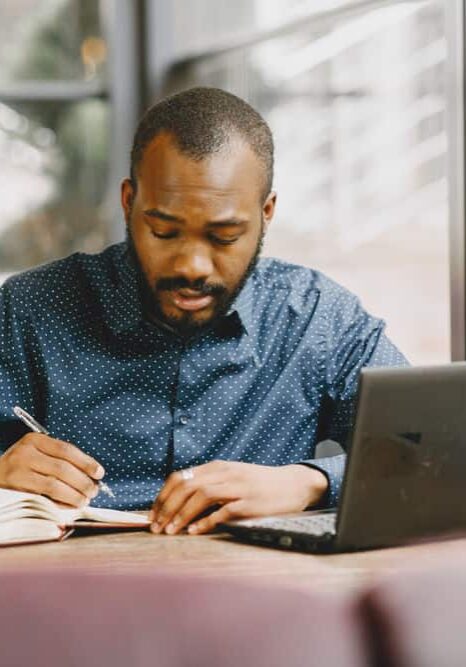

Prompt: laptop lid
[{"left": 335, "top": 362, "right": 466, "bottom": 551}]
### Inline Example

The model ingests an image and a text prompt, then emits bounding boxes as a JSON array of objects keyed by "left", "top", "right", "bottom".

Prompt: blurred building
[{"left": 0, "top": 0, "right": 461, "bottom": 365}]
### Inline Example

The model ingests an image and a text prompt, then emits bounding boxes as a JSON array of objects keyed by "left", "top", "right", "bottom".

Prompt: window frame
[{"left": 446, "top": 0, "right": 466, "bottom": 360}]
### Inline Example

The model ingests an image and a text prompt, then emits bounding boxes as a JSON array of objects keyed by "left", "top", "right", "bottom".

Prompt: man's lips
[{"left": 170, "top": 289, "right": 214, "bottom": 311}]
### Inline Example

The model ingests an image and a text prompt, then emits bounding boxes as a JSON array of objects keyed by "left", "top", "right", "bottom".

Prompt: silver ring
[{"left": 180, "top": 468, "right": 194, "bottom": 481}]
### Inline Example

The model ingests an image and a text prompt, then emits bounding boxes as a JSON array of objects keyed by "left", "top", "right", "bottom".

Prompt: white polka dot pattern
[{"left": 0, "top": 242, "right": 408, "bottom": 510}]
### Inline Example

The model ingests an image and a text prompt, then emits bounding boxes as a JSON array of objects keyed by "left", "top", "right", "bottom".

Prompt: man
[{"left": 0, "top": 87, "right": 407, "bottom": 535}]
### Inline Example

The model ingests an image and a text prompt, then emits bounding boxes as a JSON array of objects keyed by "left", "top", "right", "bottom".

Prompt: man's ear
[
  {"left": 262, "top": 191, "right": 277, "bottom": 233},
  {"left": 121, "top": 178, "right": 135, "bottom": 226}
]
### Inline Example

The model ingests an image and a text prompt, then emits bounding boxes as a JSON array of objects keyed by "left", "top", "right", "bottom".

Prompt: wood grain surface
[{"left": 1, "top": 528, "right": 466, "bottom": 595}]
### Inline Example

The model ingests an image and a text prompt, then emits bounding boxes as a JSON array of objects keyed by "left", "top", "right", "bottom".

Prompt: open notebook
[{"left": 0, "top": 488, "right": 150, "bottom": 546}]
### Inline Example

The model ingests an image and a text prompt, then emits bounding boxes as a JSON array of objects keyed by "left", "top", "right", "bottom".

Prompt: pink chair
[
  {"left": 0, "top": 569, "right": 368, "bottom": 667},
  {"left": 361, "top": 564, "right": 466, "bottom": 667}
]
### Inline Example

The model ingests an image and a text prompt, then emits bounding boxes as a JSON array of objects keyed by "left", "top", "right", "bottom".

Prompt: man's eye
[
  {"left": 212, "top": 237, "right": 240, "bottom": 245},
  {"left": 151, "top": 231, "right": 177, "bottom": 239}
]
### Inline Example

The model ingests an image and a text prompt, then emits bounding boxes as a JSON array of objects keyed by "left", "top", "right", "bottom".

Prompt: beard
[{"left": 126, "top": 221, "right": 265, "bottom": 340}]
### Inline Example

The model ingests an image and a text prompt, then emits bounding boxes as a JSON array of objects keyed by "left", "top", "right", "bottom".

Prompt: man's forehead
[{"left": 138, "top": 132, "right": 263, "bottom": 193}]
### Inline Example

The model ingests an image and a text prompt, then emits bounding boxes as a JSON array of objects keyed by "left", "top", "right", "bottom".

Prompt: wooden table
[{"left": 1, "top": 529, "right": 466, "bottom": 595}]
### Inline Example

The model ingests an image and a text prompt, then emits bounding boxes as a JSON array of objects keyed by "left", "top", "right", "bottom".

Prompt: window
[
  {"left": 0, "top": 0, "right": 110, "bottom": 280},
  {"left": 164, "top": 0, "right": 449, "bottom": 364}
]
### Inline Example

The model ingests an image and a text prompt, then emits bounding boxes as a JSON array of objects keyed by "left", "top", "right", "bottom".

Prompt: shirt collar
[
  {"left": 105, "top": 242, "right": 256, "bottom": 338},
  {"left": 224, "top": 272, "right": 255, "bottom": 336},
  {"left": 104, "top": 244, "right": 144, "bottom": 336}
]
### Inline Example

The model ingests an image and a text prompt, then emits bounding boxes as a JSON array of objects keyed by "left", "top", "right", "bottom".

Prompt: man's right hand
[{"left": 0, "top": 433, "right": 105, "bottom": 507}]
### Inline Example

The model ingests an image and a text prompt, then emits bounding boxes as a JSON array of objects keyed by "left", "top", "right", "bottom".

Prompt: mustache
[{"left": 155, "top": 277, "right": 227, "bottom": 296}]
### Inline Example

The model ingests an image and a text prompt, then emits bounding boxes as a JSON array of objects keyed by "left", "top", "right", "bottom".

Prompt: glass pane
[
  {"left": 0, "top": 98, "right": 110, "bottom": 273},
  {"left": 0, "top": 0, "right": 107, "bottom": 83},
  {"left": 0, "top": 0, "right": 110, "bottom": 281},
  {"left": 168, "top": 0, "right": 449, "bottom": 365}
]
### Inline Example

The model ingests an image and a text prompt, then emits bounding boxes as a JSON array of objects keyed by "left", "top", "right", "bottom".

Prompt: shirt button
[{"left": 179, "top": 415, "right": 189, "bottom": 425}]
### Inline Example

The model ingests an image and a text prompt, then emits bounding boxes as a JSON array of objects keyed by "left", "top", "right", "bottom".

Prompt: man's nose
[{"left": 172, "top": 242, "right": 215, "bottom": 283}]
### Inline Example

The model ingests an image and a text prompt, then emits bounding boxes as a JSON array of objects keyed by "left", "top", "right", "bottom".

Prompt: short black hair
[{"left": 130, "top": 87, "right": 274, "bottom": 202}]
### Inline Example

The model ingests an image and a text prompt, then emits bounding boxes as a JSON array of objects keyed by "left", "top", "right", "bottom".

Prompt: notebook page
[
  {"left": 0, "top": 518, "right": 64, "bottom": 544},
  {"left": 0, "top": 488, "right": 80, "bottom": 523},
  {"left": 80, "top": 506, "right": 150, "bottom": 525},
  {"left": 0, "top": 489, "right": 150, "bottom": 526}
]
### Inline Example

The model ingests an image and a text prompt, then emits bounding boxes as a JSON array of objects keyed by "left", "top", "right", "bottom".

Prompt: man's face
[{"left": 121, "top": 132, "right": 276, "bottom": 339}]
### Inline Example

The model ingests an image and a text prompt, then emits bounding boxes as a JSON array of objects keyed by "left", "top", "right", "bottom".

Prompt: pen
[{"left": 12, "top": 406, "right": 116, "bottom": 499}]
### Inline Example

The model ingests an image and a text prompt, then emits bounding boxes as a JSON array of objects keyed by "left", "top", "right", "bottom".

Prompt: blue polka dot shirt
[{"left": 0, "top": 242, "right": 407, "bottom": 510}]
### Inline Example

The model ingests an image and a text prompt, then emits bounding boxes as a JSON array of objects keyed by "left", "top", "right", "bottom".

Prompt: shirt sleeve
[
  {"left": 0, "top": 281, "right": 39, "bottom": 452},
  {"left": 298, "top": 291, "right": 409, "bottom": 508}
]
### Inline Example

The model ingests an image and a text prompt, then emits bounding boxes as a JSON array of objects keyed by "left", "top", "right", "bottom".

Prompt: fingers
[
  {"left": 150, "top": 470, "right": 197, "bottom": 533},
  {"left": 150, "top": 461, "right": 240, "bottom": 535},
  {"left": 0, "top": 433, "right": 104, "bottom": 507},
  {"left": 154, "top": 483, "right": 238, "bottom": 535},
  {"left": 188, "top": 500, "right": 248, "bottom": 535},
  {"left": 30, "top": 470, "right": 91, "bottom": 507},
  {"left": 30, "top": 448, "right": 99, "bottom": 502},
  {"left": 150, "top": 463, "right": 220, "bottom": 521},
  {"left": 34, "top": 436, "right": 105, "bottom": 480},
  {"left": 152, "top": 461, "right": 229, "bottom": 513},
  {"left": 150, "top": 465, "right": 205, "bottom": 530}
]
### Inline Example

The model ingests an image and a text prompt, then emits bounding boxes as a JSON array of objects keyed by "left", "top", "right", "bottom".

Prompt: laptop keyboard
[{"left": 239, "top": 512, "right": 337, "bottom": 537}]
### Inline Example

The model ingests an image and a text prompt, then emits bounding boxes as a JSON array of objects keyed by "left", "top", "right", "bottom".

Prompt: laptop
[{"left": 219, "top": 363, "right": 466, "bottom": 553}]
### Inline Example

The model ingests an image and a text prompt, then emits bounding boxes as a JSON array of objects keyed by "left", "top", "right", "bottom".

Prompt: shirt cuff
[{"left": 296, "top": 454, "right": 346, "bottom": 509}]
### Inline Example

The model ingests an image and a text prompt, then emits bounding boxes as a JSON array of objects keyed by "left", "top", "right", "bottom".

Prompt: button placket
[{"left": 171, "top": 343, "right": 197, "bottom": 469}]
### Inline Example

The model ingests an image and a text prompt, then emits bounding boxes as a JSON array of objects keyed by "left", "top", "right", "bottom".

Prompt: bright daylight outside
[{"left": 253, "top": 1, "right": 449, "bottom": 365}]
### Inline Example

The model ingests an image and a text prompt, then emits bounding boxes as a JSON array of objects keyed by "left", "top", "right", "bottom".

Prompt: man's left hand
[{"left": 149, "top": 461, "right": 328, "bottom": 535}]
